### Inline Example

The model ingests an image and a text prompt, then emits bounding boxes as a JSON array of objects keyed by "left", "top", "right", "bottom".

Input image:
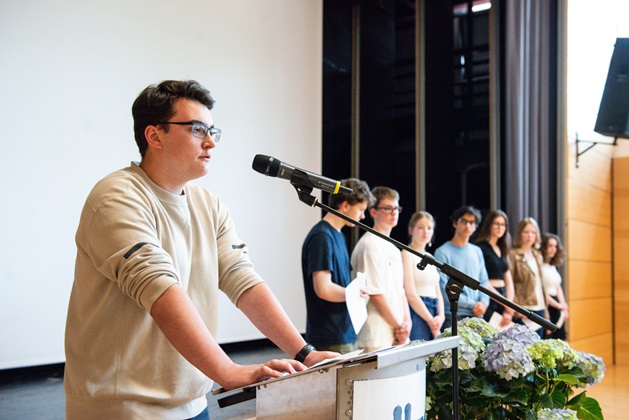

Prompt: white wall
[
  {"left": 0, "top": 0, "right": 322, "bottom": 369},
  {"left": 567, "top": 0, "right": 629, "bottom": 155}
]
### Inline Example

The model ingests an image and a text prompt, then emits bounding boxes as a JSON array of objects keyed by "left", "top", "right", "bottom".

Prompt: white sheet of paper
[
  {"left": 345, "top": 272, "right": 368, "bottom": 334},
  {"left": 522, "top": 317, "right": 543, "bottom": 331},
  {"left": 488, "top": 312, "right": 513, "bottom": 331},
  {"left": 310, "top": 349, "right": 365, "bottom": 368},
  {"left": 556, "top": 311, "right": 565, "bottom": 329}
]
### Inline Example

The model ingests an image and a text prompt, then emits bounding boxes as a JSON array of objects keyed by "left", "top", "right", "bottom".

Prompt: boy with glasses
[
  {"left": 301, "top": 178, "right": 374, "bottom": 353},
  {"left": 64, "top": 80, "right": 336, "bottom": 420},
  {"left": 350, "top": 186, "right": 411, "bottom": 352},
  {"left": 434, "top": 205, "right": 490, "bottom": 330}
]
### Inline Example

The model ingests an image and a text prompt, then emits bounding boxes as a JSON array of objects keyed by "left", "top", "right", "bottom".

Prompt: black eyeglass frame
[
  {"left": 374, "top": 206, "right": 403, "bottom": 214},
  {"left": 156, "top": 121, "right": 221, "bottom": 142}
]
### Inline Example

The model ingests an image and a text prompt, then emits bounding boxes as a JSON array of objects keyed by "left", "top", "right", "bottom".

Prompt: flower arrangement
[{"left": 425, "top": 318, "right": 605, "bottom": 419}]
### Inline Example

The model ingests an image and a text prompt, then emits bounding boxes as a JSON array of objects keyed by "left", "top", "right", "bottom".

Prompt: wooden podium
[{"left": 214, "top": 337, "right": 459, "bottom": 419}]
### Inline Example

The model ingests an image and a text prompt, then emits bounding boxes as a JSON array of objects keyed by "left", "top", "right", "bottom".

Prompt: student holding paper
[
  {"left": 301, "top": 178, "right": 374, "bottom": 353},
  {"left": 351, "top": 187, "right": 411, "bottom": 352}
]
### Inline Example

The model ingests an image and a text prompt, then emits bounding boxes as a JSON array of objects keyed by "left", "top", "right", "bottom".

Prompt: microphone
[{"left": 252, "top": 154, "right": 352, "bottom": 194}]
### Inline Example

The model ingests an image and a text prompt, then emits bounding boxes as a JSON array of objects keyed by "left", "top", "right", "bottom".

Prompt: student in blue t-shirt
[
  {"left": 434, "top": 205, "right": 490, "bottom": 330},
  {"left": 301, "top": 178, "right": 374, "bottom": 353}
]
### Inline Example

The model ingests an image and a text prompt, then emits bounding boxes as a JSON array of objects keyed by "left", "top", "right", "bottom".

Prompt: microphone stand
[{"left": 288, "top": 174, "right": 557, "bottom": 420}]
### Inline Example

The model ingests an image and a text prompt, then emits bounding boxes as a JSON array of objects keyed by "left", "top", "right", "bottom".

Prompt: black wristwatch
[{"left": 294, "top": 343, "right": 315, "bottom": 363}]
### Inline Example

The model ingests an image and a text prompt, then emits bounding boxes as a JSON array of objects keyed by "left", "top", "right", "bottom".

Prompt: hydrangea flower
[
  {"left": 430, "top": 324, "right": 485, "bottom": 371},
  {"left": 426, "top": 318, "right": 605, "bottom": 418},
  {"left": 536, "top": 408, "right": 577, "bottom": 419},
  {"left": 457, "top": 316, "right": 499, "bottom": 340},
  {"left": 576, "top": 351, "right": 606, "bottom": 386},
  {"left": 527, "top": 339, "right": 580, "bottom": 370},
  {"left": 494, "top": 323, "right": 540, "bottom": 346},
  {"left": 482, "top": 338, "right": 535, "bottom": 380}
]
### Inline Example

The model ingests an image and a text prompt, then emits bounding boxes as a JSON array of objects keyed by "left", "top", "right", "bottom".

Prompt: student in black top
[{"left": 474, "top": 210, "right": 515, "bottom": 328}]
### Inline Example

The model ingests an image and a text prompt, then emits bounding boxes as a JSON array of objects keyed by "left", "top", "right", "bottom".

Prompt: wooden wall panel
[
  {"left": 614, "top": 157, "right": 629, "bottom": 365},
  {"left": 568, "top": 178, "right": 611, "bottom": 227},
  {"left": 616, "top": 298, "right": 629, "bottom": 364},
  {"left": 569, "top": 297, "right": 613, "bottom": 341},
  {"left": 566, "top": 139, "right": 614, "bottom": 365},
  {"left": 569, "top": 143, "right": 613, "bottom": 192},
  {"left": 568, "top": 261, "right": 612, "bottom": 300},
  {"left": 615, "top": 231, "right": 629, "bottom": 282},
  {"left": 567, "top": 221, "right": 612, "bottom": 262}
]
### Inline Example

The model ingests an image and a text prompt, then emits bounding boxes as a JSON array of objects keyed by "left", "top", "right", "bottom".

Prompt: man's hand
[
  {"left": 220, "top": 359, "right": 306, "bottom": 391},
  {"left": 303, "top": 350, "right": 340, "bottom": 367}
]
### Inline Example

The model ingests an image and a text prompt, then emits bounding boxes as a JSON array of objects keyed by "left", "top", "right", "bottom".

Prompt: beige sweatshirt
[{"left": 64, "top": 163, "right": 263, "bottom": 419}]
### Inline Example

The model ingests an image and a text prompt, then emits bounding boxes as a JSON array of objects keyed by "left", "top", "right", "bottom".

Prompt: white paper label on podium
[
  {"left": 345, "top": 272, "right": 368, "bottom": 334},
  {"left": 352, "top": 370, "right": 425, "bottom": 419}
]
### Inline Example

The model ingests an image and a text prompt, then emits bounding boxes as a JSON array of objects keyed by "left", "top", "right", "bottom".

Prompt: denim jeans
[{"left": 409, "top": 296, "right": 439, "bottom": 341}]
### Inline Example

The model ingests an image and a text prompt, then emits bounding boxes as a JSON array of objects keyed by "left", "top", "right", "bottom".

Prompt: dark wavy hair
[
  {"left": 328, "top": 178, "right": 375, "bottom": 209},
  {"left": 451, "top": 205, "right": 482, "bottom": 225},
  {"left": 541, "top": 233, "right": 565, "bottom": 266},
  {"left": 132, "top": 80, "right": 215, "bottom": 157},
  {"left": 474, "top": 210, "right": 512, "bottom": 256}
]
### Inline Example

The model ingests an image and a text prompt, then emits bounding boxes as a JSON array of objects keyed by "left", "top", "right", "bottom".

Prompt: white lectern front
[{"left": 214, "top": 337, "right": 459, "bottom": 419}]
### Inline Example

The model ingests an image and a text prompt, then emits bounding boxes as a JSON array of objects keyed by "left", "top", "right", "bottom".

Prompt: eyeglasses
[
  {"left": 458, "top": 218, "right": 477, "bottom": 226},
  {"left": 375, "top": 206, "right": 403, "bottom": 214},
  {"left": 157, "top": 121, "right": 221, "bottom": 142}
]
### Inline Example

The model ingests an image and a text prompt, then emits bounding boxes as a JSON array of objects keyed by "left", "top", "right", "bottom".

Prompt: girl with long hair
[
  {"left": 402, "top": 211, "right": 445, "bottom": 340},
  {"left": 474, "top": 210, "right": 515, "bottom": 327},
  {"left": 540, "top": 233, "right": 568, "bottom": 340},
  {"left": 509, "top": 217, "right": 548, "bottom": 338}
]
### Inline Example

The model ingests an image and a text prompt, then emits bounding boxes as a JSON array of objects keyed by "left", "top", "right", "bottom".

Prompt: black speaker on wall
[{"left": 594, "top": 38, "right": 629, "bottom": 139}]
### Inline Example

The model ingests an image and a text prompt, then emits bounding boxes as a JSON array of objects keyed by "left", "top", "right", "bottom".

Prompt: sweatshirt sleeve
[
  {"left": 76, "top": 178, "right": 179, "bottom": 311},
  {"left": 210, "top": 195, "right": 265, "bottom": 305}
]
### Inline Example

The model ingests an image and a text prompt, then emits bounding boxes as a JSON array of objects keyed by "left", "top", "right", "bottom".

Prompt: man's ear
[{"left": 144, "top": 125, "right": 163, "bottom": 150}]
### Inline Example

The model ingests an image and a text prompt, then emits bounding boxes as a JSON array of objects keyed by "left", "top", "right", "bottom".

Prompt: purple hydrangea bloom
[
  {"left": 482, "top": 338, "right": 535, "bottom": 380},
  {"left": 576, "top": 351, "right": 606, "bottom": 386},
  {"left": 494, "top": 323, "right": 540, "bottom": 346}
]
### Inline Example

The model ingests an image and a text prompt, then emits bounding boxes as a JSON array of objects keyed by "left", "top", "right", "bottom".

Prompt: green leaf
[
  {"left": 576, "top": 396, "right": 603, "bottom": 420},
  {"left": 536, "top": 393, "right": 554, "bottom": 409},
  {"left": 549, "top": 388, "right": 567, "bottom": 408},
  {"left": 566, "top": 391, "right": 585, "bottom": 406},
  {"left": 554, "top": 373, "right": 581, "bottom": 386},
  {"left": 502, "top": 387, "right": 530, "bottom": 405}
]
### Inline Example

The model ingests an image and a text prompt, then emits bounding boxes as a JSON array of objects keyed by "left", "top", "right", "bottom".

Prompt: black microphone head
[{"left": 252, "top": 154, "right": 281, "bottom": 177}]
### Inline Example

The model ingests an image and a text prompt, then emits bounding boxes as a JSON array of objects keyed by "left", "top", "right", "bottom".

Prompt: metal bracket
[{"left": 575, "top": 132, "right": 618, "bottom": 168}]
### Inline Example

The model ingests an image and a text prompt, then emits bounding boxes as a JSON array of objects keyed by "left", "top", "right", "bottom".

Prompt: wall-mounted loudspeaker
[{"left": 594, "top": 38, "right": 629, "bottom": 139}]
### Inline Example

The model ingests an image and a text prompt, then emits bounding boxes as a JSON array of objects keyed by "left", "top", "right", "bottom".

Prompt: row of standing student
[
  {"left": 477, "top": 211, "right": 568, "bottom": 340},
  {"left": 404, "top": 207, "right": 568, "bottom": 341},
  {"left": 301, "top": 178, "right": 569, "bottom": 356}
]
